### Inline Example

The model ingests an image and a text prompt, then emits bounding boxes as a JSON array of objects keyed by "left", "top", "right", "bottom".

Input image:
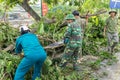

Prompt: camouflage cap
[
  {"left": 109, "top": 10, "right": 117, "bottom": 14},
  {"left": 65, "top": 14, "right": 75, "bottom": 20}
]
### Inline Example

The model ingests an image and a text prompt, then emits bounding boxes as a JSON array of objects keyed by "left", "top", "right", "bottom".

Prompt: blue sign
[{"left": 110, "top": 0, "right": 120, "bottom": 8}]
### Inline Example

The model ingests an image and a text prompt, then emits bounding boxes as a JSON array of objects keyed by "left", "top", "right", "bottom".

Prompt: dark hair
[
  {"left": 21, "top": 28, "right": 30, "bottom": 35},
  {"left": 72, "top": 10, "right": 79, "bottom": 16}
]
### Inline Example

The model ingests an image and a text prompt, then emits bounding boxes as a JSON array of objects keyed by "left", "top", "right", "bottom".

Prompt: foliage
[
  {"left": 44, "top": 0, "right": 85, "bottom": 7},
  {"left": 0, "top": 0, "right": 118, "bottom": 80},
  {"left": 0, "top": 51, "right": 21, "bottom": 80},
  {"left": 0, "top": 22, "right": 19, "bottom": 49},
  {"left": 0, "top": 0, "right": 22, "bottom": 8},
  {"left": 0, "top": 20, "right": 117, "bottom": 80},
  {"left": 31, "top": 5, "right": 77, "bottom": 44},
  {"left": 82, "top": 16, "right": 106, "bottom": 55},
  {"left": 36, "top": 57, "right": 98, "bottom": 80},
  {"left": 80, "top": 0, "right": 109, "bottom": 13}
]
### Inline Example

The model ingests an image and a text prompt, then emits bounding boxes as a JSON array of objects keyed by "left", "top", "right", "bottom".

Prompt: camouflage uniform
[
  {"left": 76, "top": 17, "right": 86, "bottom": 56},
  {"left": 72, "top": 10, "right": 87, "bottom": 39},
  {"left": 72, "top": 10, "right": 87, "bottom": 57},
  {"left": 61, "top": 20, "right": 82, "bottom": 70},
  {"left": 106, "top": 16, "right": 119, "bottom": 52},
  {"left": 76, "top": 17, "right": 86, "bottom": 36}
]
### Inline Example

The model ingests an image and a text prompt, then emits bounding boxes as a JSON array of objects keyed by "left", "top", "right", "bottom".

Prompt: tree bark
[
  {"left": 20, "top": 0, "right": 41, "bottom": 21},
  {"left": 19, "top": 0, "right": 57, "bottom": 23},
  {"left": 81, "top": 9, "right": 107, "bottom": 18}
]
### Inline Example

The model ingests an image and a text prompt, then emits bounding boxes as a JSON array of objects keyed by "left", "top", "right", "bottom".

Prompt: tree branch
[
  {"left": 20, "top": 0, "right": 41, "bottom": 21},
  {"left": 19, "top": 0, "right": 57, "bottom": 24}
]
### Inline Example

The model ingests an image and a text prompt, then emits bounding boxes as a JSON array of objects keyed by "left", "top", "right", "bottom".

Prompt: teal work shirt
[{"left": 15, "top": 33, "right": 46, "bottom": 57}]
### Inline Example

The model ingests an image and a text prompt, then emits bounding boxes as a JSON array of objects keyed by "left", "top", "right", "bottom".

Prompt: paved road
[
  {"left": 9, "top": 19, "right": 34, "bottom": 28},
  {"left": 99, "top": 53, "right": 120, "bottom": 80}
]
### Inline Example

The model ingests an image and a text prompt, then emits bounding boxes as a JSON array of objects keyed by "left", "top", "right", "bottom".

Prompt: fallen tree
[{"left": 58, "top": 9, "right": 107, "bottom": 29}]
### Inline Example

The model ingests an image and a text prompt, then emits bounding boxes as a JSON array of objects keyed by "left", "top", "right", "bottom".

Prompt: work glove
[
  {"left": 64, "top": 37, "right": 69, "bottom": 44},
  {"left": 19, "top": 53, "right": 24, "bottom": 58}
]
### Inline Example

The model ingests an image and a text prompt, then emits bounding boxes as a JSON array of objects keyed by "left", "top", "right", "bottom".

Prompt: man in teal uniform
[
  {"left": 60, "top": 14, "right": 81, "bottom": 71},
  {"left": 14, "top": 25, "right": 47, "bottom": 80},
  {"left": 104, "top": 10, "right": 119, "bottom": 53}
]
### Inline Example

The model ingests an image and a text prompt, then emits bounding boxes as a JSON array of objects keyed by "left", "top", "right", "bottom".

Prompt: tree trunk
[
  {"left": 19, "top": 0, "right": 57, "bottom": 23},
  {"left": 20, "top": 0, "right": 41, "bottom": 21}
]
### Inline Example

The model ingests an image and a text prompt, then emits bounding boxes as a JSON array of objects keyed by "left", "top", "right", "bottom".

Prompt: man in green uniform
[
  {"left": 72, "top": 10, "right": 88, "bottom": 56},
  {"left": 60, "top": 14, "right": 81, "bottom": 71},
  {"left": 72, "top": 10, "right": 88, "bottom": 35},
  {"left": 104, "top": 10, "right": 119, "bottom": 53}
]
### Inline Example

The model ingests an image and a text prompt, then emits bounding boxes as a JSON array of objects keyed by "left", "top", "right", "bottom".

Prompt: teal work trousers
[{"left": 14, "top": 54, "right": 46, "bottom": 80}]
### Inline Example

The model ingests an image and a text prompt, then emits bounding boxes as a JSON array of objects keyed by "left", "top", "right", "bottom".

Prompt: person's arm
[
  {"left": 19, "top": 53, "right": 24, "bottom": 58},
  {"left": 80, "top": 19, "right": 86, "bottom": 35},
  {"left": 103, "top": 26, "right": 107, "bottom": 36},
  {"left": 64, "top": 25, "right": 72, "bottom": 44},
  {"left": 15, "top": 38, "right": 22, "bottom": 54},
  {"left": 85, "top": 15, "right": 89, "bottom": 25},
  {"left": 65, "top": 26, "right": 72, "bottom": 38},
  {"left": 104, "top": 19, "right": 108, "bottom": 36}
]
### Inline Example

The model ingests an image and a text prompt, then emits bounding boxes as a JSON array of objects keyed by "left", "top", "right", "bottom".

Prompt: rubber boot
[
  {"left": 59, "top": 62, "right": 68, "bottom": 68},
  {"left": 107, "top": 47, "right": 111, "bottom": 52},
  {"left": 111, "top": 42, "right": 118, "bottom": 53},
  {"left": 73, "top": 62, "right": 80, "bottom": 71},
  {"left": 59, "top": 59, "right": 68, "bottom": 68}
]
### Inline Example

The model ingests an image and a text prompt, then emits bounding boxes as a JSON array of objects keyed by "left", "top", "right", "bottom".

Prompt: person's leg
[
  {"left": 73, "top": 47, "right": 80, "bottom": 71},
  {"left": 60, "top": 46, "right": 74, "bottom": 67},
  {"left": 107, "top": 33, "right": 112, "bottom": 52},
  {"left": 78, "top": 46, "right": 82, "bottom": 58},
  {"left": 14, "top": 58, "right": 33, "bottom": 80},
  {"left": 32, "top": 57, "right": 46, "bottom": 80},
  {"left": 111, "top": 33, "right": 119, "bottom": 52}
]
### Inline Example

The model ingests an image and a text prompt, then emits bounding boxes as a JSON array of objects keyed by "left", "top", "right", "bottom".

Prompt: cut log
[
  {"left": 44, "top": 41, "right": 64, "bottom": 58},
  {"left": 44, "top": 41, "right": 64, "bottom": 49},
  {"left": 3, "top": 44, "right": 14, "bottom": 52}
]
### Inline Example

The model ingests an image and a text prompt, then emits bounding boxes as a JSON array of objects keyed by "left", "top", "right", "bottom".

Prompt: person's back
[
  {"left": 16, "top": 33, "right": 45, "bottom": 57},
  {"left": 72, "top": 10, "right": 87, "bottom": 33},
  {"left": 76, "top": 17, "right": 86, "bottom": 31},
  {"left": 67, "top": 21, "right": 81, "bottom": 47}
]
